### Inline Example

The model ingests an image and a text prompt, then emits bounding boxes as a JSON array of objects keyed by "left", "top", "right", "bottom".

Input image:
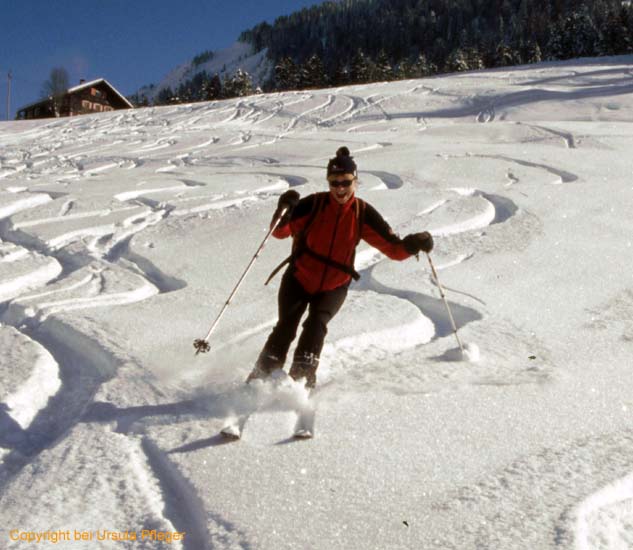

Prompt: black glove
[
  {"left": 278, "top": 190, "right": 300, "bottom": 210},
  {"left": 272, "top": 190, "right": 300, "bottom": 226},
  {"left": 403, "top": 231, "right": 433, "bottom": 255}
]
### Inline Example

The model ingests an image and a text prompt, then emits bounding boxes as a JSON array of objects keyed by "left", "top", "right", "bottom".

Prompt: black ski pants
[{"left": 263, "top": 269, "right": 348, "bottom": 364}]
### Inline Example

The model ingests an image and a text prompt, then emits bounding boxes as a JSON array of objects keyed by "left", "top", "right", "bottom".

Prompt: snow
[
  {"left": 1, "top": 55, "right": 633, "bottom": 549},
  {"left": 461, "top": 342, "right": 480, "bottom": 362},
  {"left": 138, "top": 41, "right": 272, "bottom": 103}
]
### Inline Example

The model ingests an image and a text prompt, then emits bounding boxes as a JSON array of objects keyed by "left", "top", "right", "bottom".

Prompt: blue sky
[{"left": 0, "top": 0, "right": 326, "bottom": 119}]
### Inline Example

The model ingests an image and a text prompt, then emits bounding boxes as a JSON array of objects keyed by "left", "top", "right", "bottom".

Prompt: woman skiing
[{"left": 247, "top": 146, "right": 433, "bottom": 388}]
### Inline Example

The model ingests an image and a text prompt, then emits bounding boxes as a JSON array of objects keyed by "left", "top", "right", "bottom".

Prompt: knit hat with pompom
[{"left": 327, "top": 146, "right": 357, "bottom": 177}]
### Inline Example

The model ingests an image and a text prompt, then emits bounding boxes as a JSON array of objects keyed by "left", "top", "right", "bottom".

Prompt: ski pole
[
  {"left": 426, "top": 253, "right": 464, "bottom": 353},
  {"left": 193, "top": 207, "right": 288, "bottom": 355}
]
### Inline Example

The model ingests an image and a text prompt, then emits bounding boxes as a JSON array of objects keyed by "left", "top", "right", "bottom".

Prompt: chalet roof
[
  {"left": 17, "top": 78, "right": 134, "bottom": 111},
  {"left": 67, "top": 78, "right": 134, "bottom": 108},
  {"left": 17, "top": 96, "right": 56, "bottom": 112}
]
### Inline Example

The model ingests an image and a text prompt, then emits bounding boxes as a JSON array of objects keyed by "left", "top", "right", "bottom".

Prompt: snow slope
[
  {"left": 138, "top": 41, "right": 271, "bottom": 102},
  {"left": 1, "top": 55, "right": 633, "bottom": 549}
]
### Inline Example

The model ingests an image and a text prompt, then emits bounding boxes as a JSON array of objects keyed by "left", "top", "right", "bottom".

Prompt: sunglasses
[{"left": 329, "top": 178, "right": 355, "bottom": 188}]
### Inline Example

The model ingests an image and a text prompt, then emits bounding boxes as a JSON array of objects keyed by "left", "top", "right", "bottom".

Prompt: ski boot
[
  {"left": 246, "top": 350, "right": 283, "bottom": 384},
  {"left": 289, "top": 352, "right": 319, "bottom": 389}
]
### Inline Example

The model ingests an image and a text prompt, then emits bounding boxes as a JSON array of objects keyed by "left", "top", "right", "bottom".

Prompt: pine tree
[
  {"left": 525, "top": 41, "right": 543, "bottom": 64},
  {"left": 551, "top": 8, "right": 600, "bottom": 60},
  {"left": 207, "top": 74, "right": 222, "bottom": 100},
  {"left": 371, "top": 50, "right": 394, "bottom": 81},
  {"left": 446, "top": 48, "right": 470, "bottom": 72},
  {"left": 189, "top": 73, "right": 207, "bottom": 102},
  {"left": 156, "top": 87, "right": 175, "bottom": 106},
  {"left": 495, "top": 42, "right": 515, "bottom": 67},
  {"left": 465, "top": 47, "right": 485, "bottom": 70},
  {"left": 350, "top": 49, "right": 371, "bottom": 83},
  {"left": 331, "top": 62, "right": 351, "bottom": 87},
  {"left": 598, "top": 9, "right": 633, "bottom": 56},
  {"left": 411, "top": 53, "right": 433, "bottom": 78},
  {"left": 138, "top": 94, "right": 149, "bottom": 107},
  {"left": 223, "top": 69, "right": 255, "bottom": 98},
  {"left": 177, "top": 83, "right": 193, "bottom": 104},
  {"left": 567, "top": 8, "right": 600, "bottom": 58},
  {"left": 300, "top": 54, "right": 328, "bottom": 89},
  {"left": 395, "top": 58, "right": 413, "bottom": 80},
  {"left": 275, "top": 57, "right": 300, "bottom": 90},
  {"left": 545, "top": 20, "right": 565, "bottom": 60}
]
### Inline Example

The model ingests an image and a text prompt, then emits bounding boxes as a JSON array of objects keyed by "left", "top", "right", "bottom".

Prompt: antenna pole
[{"left": 7, "top": 71, "right": 11, "bottom": 120}]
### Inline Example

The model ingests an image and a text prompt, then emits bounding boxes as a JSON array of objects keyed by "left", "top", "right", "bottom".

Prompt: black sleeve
[
  {"left": 360, "top": 201, "right": 411, "bottom": 260},
  {"left": 290, "top": 193, "right": 319, "bottom": 222},
  {"left": 363, "top": 202, "right": 402, "bottom": 244}
]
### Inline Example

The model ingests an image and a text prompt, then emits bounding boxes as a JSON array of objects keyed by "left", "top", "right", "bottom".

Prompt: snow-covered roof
[
  {"left": 17, "top": 78, "right": 133, "bottom": 111},
  {"left": 67, "top": 78, "right": 134, "bottom": 108},
  {"left": 17, "top": 96, "right": 58, "bottom": 112}
]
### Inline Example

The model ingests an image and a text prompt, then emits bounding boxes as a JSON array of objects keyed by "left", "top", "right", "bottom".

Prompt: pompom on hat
[{"left": 327, "top": 146, "right": 357, "bottom": 177}]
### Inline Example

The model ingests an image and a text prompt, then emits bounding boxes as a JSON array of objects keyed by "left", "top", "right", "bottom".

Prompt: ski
[
  {"left": 293, "top": 393, "right": 317, "bottom": 439},
  {"left": 219, "top": 414, "right": 249, "bottom": 441},
  {"left": 218, "top": 375, "right": 328, "bottom": 441},
  {"left": 293, "top": 426, "right": 314, "bottom": 439}
]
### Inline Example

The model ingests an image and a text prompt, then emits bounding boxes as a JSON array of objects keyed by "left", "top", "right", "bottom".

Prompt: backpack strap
[
  {"left": 264, "top": 256, "right": 292, "bottom": 286},
  {"left": 265, "top": 194, "right": 365, "bottom": 286},
  {"left": 355, "top": 198, "right": 366, "bottom": 245},
  {"left": 292, "top": 192, "right": 328, "bottom": 253},
  {"left": 265, "top": 193, "right": 327, "bottom": 286},
  {"left": 302, "top": 247, "right": 361, "bottom": 281},
  {"left": 345, "top": 197, "right": 365, "bottom": 279}
]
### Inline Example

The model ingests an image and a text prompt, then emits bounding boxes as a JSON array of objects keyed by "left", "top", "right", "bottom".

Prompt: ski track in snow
[
  {"left": 0, "top": 96, "right": 342, "bottom": 539},
  {"left": 0, "top": 165, "right": 189, "bottom": 526},
  {"left": 479, "top": 154, "right": 579, "bottom": 184},
  {"left": 518, "top": 122, "right": 578, "bottom": 149},
  {"left": 574, "top": 471, "right": 633, "bottom": 550},
  {"left": 142, "top": 437, "right": 252, "bottom": 550},
  {"left": 2, "top": 59, "right": 631, "bottom": 547},
  {"left": 429, "top": 430, "right": 633, "bottom": 550},
  {"left": 442, "top": 152, "right": 579, "bottom": 185}
]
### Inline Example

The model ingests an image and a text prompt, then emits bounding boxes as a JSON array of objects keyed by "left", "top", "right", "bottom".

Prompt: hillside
[
  {"left": 2, "top": 55, "right": 633, "bottom": 549},
  {"left": 137, "top": 41, "right": 272, "bottom": 103},
  {"left": 135, "top": 0, "right": 633, "bottom": 105}
]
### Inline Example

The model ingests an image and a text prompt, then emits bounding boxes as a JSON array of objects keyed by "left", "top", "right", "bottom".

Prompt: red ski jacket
[{"left": 272, "top": 192, "right": 412, "bottom": 294}]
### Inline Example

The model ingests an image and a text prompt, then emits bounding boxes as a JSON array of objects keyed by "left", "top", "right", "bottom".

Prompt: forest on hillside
[{"left": 141, "top": 0, "right": 633, "bottom": 105}]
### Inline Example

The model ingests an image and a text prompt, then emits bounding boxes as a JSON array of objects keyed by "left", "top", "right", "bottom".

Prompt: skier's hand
[
  {"left": 278, "top": 190, "right": 300, "bottom": 210},
  {"left": 403, "top": 231, "right": 433, "bottom": 254},
  {"left": 273, "top": 190, "right": 300, "bottom": 226}
]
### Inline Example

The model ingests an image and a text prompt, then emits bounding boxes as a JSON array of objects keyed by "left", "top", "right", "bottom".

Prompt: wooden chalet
[{"left": 17, "top": 78, "right": 134, "bottom": 120}]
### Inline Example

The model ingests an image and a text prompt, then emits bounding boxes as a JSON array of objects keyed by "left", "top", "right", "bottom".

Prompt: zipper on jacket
[{"left": 317, "top": 203, "right": 342, "bottom": 292}]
